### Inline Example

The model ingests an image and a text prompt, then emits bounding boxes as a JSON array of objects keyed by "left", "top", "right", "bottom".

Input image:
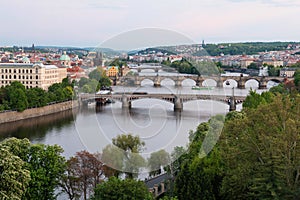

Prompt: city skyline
[{"left": 1, "top": 0, "right": 299, "bottom": 48}]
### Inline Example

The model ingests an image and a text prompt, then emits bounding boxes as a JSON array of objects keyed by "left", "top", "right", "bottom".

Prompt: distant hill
[
  {"left": 151, "top": 42, "right": 299, "bottom": 56},
  {"left": 128, "top": 47, "right": 178, "bottom": 56}
]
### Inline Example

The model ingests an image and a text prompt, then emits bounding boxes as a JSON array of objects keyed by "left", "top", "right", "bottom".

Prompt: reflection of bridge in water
[
  {"left": 80, "top": 92, "right": 245, "bottom": 111},
  {"left": 118, "top": 74, "right": 289, "bottom": 89}
]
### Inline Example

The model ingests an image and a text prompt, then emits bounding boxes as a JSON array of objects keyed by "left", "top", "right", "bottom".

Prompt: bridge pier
[
  {"left": 259, "top": 81, "right": 267, "bottom": 89},
  {"left": 217, "top": 79, "right": 223, "bottom": 87},
  {"left": 196, "top": 80, "right": 202, "bottom": 86},
  {"left": 229, "top": 88, "right": 236, "bottom": 111},
  {"left": 175, "top": 80, "right": 182, "bottom": 87},
  {"left": 174, "top": 96, "right": 183, "bottom": 111},
  {"left": 237, "top": 80, "right": 245, "bottom": 89},
  {"left": 154, "top": 77, "right": 161, "bottom": 87},
  {"left": 122, "top": 95, "right": 131, "bottom": 109}
]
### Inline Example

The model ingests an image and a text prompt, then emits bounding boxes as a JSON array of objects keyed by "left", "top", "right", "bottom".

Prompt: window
[
  {"left": 14, "top": 69, "right": 16, "bottom": 73},
  {"left": 9, "top": 69, "right": 11, "bottom": 73},
  {"left": 30, "top": 70, "right": 32, "bottom": 73},
  {"left": 14, "top": 75, "right": 16, "bottom": 79},
  {"left": 36, "top": 75, "right": 38, "bottom": 79},
  {"left": 36, "top": 68, "right": 38, "bottom": 74}
]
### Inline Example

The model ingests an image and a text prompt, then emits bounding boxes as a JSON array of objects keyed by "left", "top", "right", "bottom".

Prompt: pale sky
[{"left": 0, "top": 0, "right": 299, "bottom": 48}]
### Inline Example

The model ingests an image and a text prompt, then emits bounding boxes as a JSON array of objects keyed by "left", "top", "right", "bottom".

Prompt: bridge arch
[
  {"left": 182, "top": 78, "right": 196, "bottom": 86},
  {"left": 161, "top": 78, "right": 175, "bottom": 86},
  {"left": 245, "top": 79, "right": 259, "bottom": 88},
  {"left": 140, "top": 69, "right": 157, "bottom": 73},
  {"left": 129, "top": 98, "right": 174, "bottom": 105},
  {"left": 141, "top": 79, "right": 154, "bottom": 86},
  {"left": 202, "top": 79, "right": 218, "bottom": 87},
  {"left": 222, "top": 79, "right": 238, "bottom": 88},
  {"left": 267, "top": 80, "right": 280, "bottom": 88}
]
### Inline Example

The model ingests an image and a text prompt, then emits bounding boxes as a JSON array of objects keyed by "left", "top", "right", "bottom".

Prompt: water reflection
[{"left": 0, "top": 109, "right": 76, "bottom": 141}]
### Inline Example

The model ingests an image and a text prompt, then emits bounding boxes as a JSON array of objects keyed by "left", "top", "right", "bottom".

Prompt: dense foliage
[
  {"left": 92, "top": 177, "right": 153, "bottom": 200},
  {"left": 0, "top": 138, "right": 66, "bottom": 200},
  {"left": 0, "top": 78, "right": 74, "bottom": 112},
  {"left": 78, "top": 67, "right": 111, "bottom": 93},
  {"left": 204, "top": 42, "right": 292, "bottom": 56},
  {"left": 162, "top": 59, "right": 221, "bottom": 75},
  {"left": 170, "top": 89, "right": 300, "bottom": 200}
]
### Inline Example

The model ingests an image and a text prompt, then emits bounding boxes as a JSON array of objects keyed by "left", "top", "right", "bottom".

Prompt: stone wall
[{"left": 0, "top": 101, "right": 78, "bottom": 124}]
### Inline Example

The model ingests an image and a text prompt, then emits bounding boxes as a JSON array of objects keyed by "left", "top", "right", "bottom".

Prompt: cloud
[{"left": 227, "top": 0, "right": 300, "bottom": 7}]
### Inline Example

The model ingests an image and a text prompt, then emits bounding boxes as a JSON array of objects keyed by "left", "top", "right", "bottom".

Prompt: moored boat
[{"left": 192, "top": 86, "right": 214, "bottom": 90}]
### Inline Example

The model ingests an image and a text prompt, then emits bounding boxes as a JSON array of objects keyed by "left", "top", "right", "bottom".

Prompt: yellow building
[
  {"left": 0, "top": 63, "right": 67, "bottom": 90},
  {"left": 240, "top": 59, "right": 254, "bottom": 69},
  {"left": 106, "top": 66, "right": 119, "bottom": 77},
  {"left": 263, "top": 60, "right": 283, "bottom": 67}
]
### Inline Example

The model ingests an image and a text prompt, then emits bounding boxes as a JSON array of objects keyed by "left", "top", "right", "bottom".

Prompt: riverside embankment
[{"left": 0, "top": 101, "right": 78, "bottom": 124}]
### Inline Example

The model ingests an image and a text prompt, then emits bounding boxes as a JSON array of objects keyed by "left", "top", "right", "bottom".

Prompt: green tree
[
  {"left": 0, "top": 138, "right": 66, "bottom": 200},
  {"left": 92, "top": 176, "right": 153, "bottom": 200},
  {"left": 242, "top": 89, "right": 267, "bottom": 109},
  {"left": 220, "top": 94, "right": 300, "bottom": 199},
  {"left": 148, "top": 150, "right": 170, "bottom": 176},
  {"left": 78, "top": 77, "right": 90, "bottom": 88},
  {"left": 248, "top": 62, "right": 259, "bottom": 70},
  {"left": 101, "top": 144, "right": 124, "bottom": 178},
  {"left": 88, "top": 68, "right": 111, "bottom": 88},
  {"left": 294, "top": 69, "right": 300, "bottom": 88},
  {"left": 24, "top": 144, "right": 66, "bottom": 200},
  {"left": 112, "top": 134, "right": 146, "bottom": 178},
  {"left": 27, "top": 87, "right": 48, "bottom": 108},
  {"left": 174, "top": 117, "right": 224, "bottom": 200},
  {"left": 6, "top": 81, "right": 28, "bottom": 111},
  {"left": 0, "top": 144, "right": 31, "bottom": 200},
  {"left": 112, "top": 134, "right": 145, "bottom": 154},
  {"left": 268, "top": 65, "right": 280, "bottom": 76}
]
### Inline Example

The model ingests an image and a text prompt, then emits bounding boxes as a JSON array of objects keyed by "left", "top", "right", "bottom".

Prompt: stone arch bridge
[
  {"left": 118, "top": 75, "right": 289, "bottom": 89},
  {"left": 80, "top": 93, "right": 245, "bottom": 111}
]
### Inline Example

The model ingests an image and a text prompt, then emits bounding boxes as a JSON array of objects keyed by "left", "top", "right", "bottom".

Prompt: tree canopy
[{"left": 92, "top": 176, "right": 153, "bottom": 200}]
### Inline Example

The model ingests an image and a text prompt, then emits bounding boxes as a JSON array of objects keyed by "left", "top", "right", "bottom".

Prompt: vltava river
[{"left": 0, "top": 80, "right": 275, "bottom": 158}]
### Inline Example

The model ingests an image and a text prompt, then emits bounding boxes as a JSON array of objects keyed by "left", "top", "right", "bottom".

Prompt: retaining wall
[{"left": 0, "top": 101, "right": 78, "bottom": 124}]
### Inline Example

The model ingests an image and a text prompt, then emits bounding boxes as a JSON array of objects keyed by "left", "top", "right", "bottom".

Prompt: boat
[{"left": 192, "top": 86, "right": 214, "bottom": 90}]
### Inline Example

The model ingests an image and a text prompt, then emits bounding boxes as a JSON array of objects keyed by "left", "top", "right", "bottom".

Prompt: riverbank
[{"left": 0, "top": 101, "right": 79, "bottom": 124}]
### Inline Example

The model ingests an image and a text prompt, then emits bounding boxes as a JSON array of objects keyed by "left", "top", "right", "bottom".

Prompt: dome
[{"left": 60, "top": 51, "right": 70, "bottom": 61}]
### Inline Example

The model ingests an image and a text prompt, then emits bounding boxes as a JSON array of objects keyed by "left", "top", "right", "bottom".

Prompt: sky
[{"left": 0, "top": 0, "right": 299, "bottom": 49}]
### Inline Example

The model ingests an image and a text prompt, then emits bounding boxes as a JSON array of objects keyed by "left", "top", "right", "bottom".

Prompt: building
[
  {"left": 240, "top": 59, "right": 254, "bottom": 69},
  {"left": 263, "top": 59, "right": 284, "bottom": 67},
  {"left": 280, "top": 68, "right": 297, "bottom": 78},
  {"left": 106, "top": 66, "right": 119, "bottom": 77},
  {"left": 60, "top": 51, "right": 71, "bottom": 67},
  {"left": 0, "top": 63, "right": 67, "bottom": 90}
]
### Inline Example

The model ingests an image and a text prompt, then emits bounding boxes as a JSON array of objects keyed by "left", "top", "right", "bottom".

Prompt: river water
[{"left": 0, "top": 76, "right": 276, "bottom": 159}]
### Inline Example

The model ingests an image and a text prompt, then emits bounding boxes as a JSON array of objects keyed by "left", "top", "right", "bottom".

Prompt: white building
[{"left": 0, "top": 63, "right": 67, "bottom": 90}]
